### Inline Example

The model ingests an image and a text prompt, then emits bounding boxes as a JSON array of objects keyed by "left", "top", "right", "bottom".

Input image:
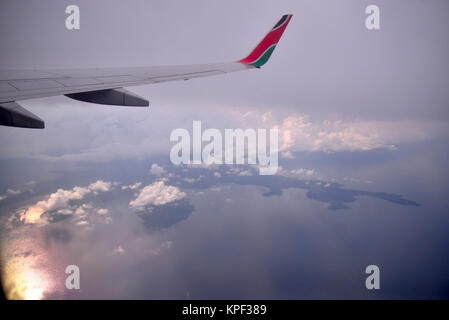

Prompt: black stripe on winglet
[{"left": 272, "top": 15, "right": 289, "bottom": 30}]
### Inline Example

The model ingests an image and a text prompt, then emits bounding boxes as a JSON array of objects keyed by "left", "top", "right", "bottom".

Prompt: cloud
[
  {"left": 1, "top": 99, "right": 446, "bottom": 165},
  {"left": 7, "top": 189, "right": 21, "bottom": 196},
  {"left": 129, "top": 181, "right": 186, "bottom": 210},
  {"left": 121, "top": 182, "right": 142, "bottom": 190},
  {"left": 237, "top": 111, "right": 447, "bottom": 156},
  {"left": 226, "top": 166, "right": 256, "bottom": 176},
  {"left": 150, "top": 163, "right": 166, "bottom": 176},
  {"left": 97, "top": 208, "right": 109, "bottom": 215},
  {"left": 238, "top": 170, "right": 252, "bottom": 176},
  {"left": 15, "top": 180, "right": 113, "bottom": 225},
  {"left": 150, "top": 241, "right": 173, "bottom": 256},
  {"left": 0, "top": 188, "right": 22, "bottom": 201},
  {"left": 183, "top": 177, "right": 197, "bottom": 184},
  {"left": 18, "top": 206, "right": 45, "bottom": 224},
  {"left": 291, "top": 168, "right": 316, "bottom": 176},
  {"left": 35, "top": 187, "right": 90, "bottom": 213},
  {"left": 88, "top": 180, "right": 112, "bottom": 193},
  {"left": 275, "top": 116, "right": 398, "bottom": 154},
  {"left": 113, "top": 246, "right": 125, "bottom": 255}
]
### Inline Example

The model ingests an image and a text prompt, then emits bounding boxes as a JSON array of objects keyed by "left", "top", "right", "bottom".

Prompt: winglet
[{"left": 237, "top": 14, "right": 293, "bottom": 68}]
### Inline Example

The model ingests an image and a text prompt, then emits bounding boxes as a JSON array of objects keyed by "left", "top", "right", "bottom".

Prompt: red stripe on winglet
[{"left": 238, "top": 15, "right": 292, "bottom": 64}]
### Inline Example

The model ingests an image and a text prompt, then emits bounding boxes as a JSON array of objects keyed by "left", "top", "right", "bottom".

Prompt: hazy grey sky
[{"left": 0, "top": 0, "right": 448, "bottom": 120}]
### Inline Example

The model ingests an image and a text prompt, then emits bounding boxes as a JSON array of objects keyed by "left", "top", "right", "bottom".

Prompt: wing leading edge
[{"left": 0, "top": 14, "right": 292, "bottom": 128}]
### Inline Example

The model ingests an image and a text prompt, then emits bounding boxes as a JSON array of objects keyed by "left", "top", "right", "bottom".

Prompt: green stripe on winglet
[{"left": 250, "top": 45, "right": 277, "bottom": 67}]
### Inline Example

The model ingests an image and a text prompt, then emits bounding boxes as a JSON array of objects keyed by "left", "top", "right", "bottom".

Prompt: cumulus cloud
[
  {"left": 35, "top": 187, "right": 90, "bottom": 214},
  {"left": 16, "top": 180, "right": 113, "bottom": 225},
  {"left": 150, "top": 164, "right": 166, "bottom": 176},
  {"left": 88, "top": 180, "right": 112, "bottom": 193},
  {"left": 275, "top": 116, "right": 399, "bottom": 154},
  {"left": 237, "top": 111, "right": 445, "bottom": 157},
  {"left": 129, "top": 181, "right": 186, "bottom": 210},
  {"left": 97, "top": 208, "right": 109, "bottom": 215},
  {"left": 18, "top": 206, "right": 45, "bottom": 224}
]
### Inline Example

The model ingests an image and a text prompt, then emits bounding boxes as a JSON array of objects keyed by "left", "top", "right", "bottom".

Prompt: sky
[{"left": 0, "top": 0, "right": 448, "bottom": 299}]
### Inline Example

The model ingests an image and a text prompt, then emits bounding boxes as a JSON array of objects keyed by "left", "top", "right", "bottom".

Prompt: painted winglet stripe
[
  {"left": 237, "top": 14, "right": 292, "bottom": 67},
  {"left": 271, "top": 15, "right": 289, "bottom": 31},
  {"left": 249, "top": 44, "right": 277, "bottom": 68}
]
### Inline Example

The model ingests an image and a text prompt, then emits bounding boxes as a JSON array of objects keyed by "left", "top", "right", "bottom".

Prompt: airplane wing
[{"left": 0, "top": 14, "right": 292, "bottom": 129}]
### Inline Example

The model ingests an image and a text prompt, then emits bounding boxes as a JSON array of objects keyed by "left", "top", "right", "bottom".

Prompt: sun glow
[
  {"left": 18, "top": 206, "right": 45, "bottom": 224},
  {"left": 4, "top": 261, "right": 51, "bottom": 300},
  {"left": 1, "top": 237, "right": 56, "bottom": 300}
]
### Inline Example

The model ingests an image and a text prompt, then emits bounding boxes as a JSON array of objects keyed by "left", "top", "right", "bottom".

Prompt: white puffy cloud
[
  {"left": 129, "top": 181, "right": 186, "bottom": 210},
  {"left": 150, "top": 163, "right": 166, "bottom": 176},
  {"left": 35, "top": 187, "right": 90, "bottom": 213},
  {"left": 97, "top": 208, "right": 109, "bottom": 215},
  {"left": 88, "top": 180, "right": 112, "bottom": 193},
  {"left": 16, "top": 180, "right": 113, "bottom": 225}
]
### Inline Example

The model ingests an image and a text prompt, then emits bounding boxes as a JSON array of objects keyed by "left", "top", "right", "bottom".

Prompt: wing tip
[{"left": 237, "top": 14, "right": 293, "bottom": 68}]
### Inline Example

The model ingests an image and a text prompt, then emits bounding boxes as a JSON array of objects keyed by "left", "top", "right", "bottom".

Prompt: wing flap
[
  {"left": 66, "top": 88, "right": 149, "bottom": 107},
  {"left": 0, "top": 102, "right": 45, "bottom": 129}
]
